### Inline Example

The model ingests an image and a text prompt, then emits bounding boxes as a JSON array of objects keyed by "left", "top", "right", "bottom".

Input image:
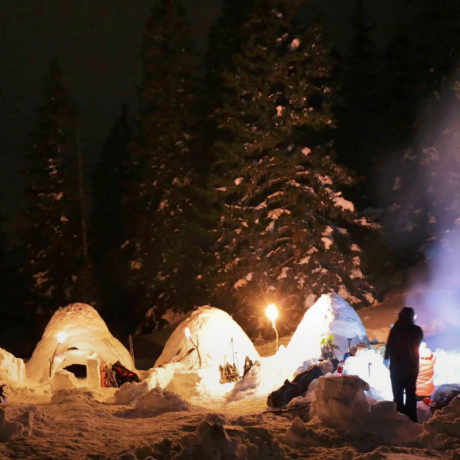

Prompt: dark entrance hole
[{"left": 63, "top": 364, "right": 87, "bottom": 378}]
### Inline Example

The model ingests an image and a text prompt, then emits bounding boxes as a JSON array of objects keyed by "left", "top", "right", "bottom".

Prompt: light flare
[
  {"left": 57, "top": 331, "right": 67, "bottom": 344},
  {"left": 265, "top": 304, "right": 279, "bottom": 323}
]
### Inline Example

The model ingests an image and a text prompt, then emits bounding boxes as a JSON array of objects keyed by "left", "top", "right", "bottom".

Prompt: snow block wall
[
  {"left": 154, "top": 306, "right": 260, "bottom": 376},
  {"left": 0, "top": 347, "right": 26, "bottom": 386},
  {"left": 286, "top": 293, "right": 369, "bottom": 367},
  {"left": 26, "top": 303, "right": 134, "bottom": 383}
]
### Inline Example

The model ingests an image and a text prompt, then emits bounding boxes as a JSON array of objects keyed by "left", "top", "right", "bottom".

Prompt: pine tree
[
  {"left": 91, "top": 103, "right": 133, "bottom": 327},
  {"left": 22, "top": 58, "right": 95, "bottom": 320},
  {"left": 198, "top": 0, "right": 256, "bottom": 171},
  {"left": 124, "top": 0, "right": 211, "bottom": 332},
  {"left": 210, "top": 0, "right": 375, "bottom": 336},
  {"left": 204, "top": 0, "right": 255, "bottom": 110}
]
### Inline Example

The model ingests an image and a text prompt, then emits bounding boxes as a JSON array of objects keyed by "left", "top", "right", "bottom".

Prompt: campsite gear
[
  {"left": 320, "top": 335, "right": 338, "bottom": 360},
  {"left": 416, "top": 343, "right": 435, "bottom": 397},
  {"left": 219, "top": 362, "right": 240, "bottom": 383},
  {"left": 219, "top": 337, "right": 241, "bottom": 383},
  {"left": 243, "top": 356, "right": 254, "bottom": 379},
  {"left": 337, "top": 361, "right": 344, "bottom": 376},
  {"left": 430, "top": 384, "right": 460, "bottom": 412},
  {"left": 267, "top": 364, "right": 323, "bottom": 408},
  {"left": 343, "top": 338, "right": 353, "bottom": 361},
  {"left": 0, "top": 385, "right": 7, "bottom": 404},
  {"left": 112, "top": 361, "right": 140, "bottom": 386},
  {"left": 100, "top": 361, "right": 118, "bottom": 387}
]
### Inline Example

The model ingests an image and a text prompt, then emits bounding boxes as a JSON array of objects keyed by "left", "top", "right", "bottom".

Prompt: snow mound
[
  {"left": 155, "top": 306, "right": 260, "bottom": 376},
  {"left": 0, "top": 408, "right": 25, "bottom": 442},
  {"left": 281, "top": 417, "right": 340, "bottom": 447},
  {"left": 50, "top": 369, "right": 79, "bottom": 392},
  {"left": 287, "top": 293, "right": 368, "bottom": 366},
  {"left": 27, "top": 303, "right": 134, "bottom": 383},
  {"left": 0, "top": 347, "right": 26, "bottom": 386},
  {"left": 178, "top": 418, "right": 286, "bottom": 460},
  {"left": 312, "top": 375, "right": 370, "bottom": 425},
  {"left": 51, "top": 388, "right": 97, "bottom": 406},
  {"left": 114, "top": 381, "right": 150, "bottom": 405},
  {"left": 421, "top": 396, "right": 460, "bottom": 450},
  {"left": 134, "top": 387, "right": 190, "bottom": 413},
  {"left": 309, "top": 376, "right": 422, "bottom": 446}
]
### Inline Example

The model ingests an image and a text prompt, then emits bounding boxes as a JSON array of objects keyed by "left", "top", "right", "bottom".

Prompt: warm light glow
[
  {"left": 344, "top": 349, "right": 393, "bottom": 401},
  {"left": 57, "top": 331, "right": 67, "bottom": 344},
  {"left": 266, "top": 304, "right": 279, "bottom": 323},
  {"left": 419, "top": 342, "right": 432, "bottom": 359},
  {"left": 185, "top": 327, "right": 191, "bottom": 340}
]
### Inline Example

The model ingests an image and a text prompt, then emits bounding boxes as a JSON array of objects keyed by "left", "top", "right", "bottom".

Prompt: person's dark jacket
[{"left": 384, "top": 319, "right": 423, "bottom": 367}]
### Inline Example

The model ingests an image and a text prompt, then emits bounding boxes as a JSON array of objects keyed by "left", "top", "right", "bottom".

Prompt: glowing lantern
[
  {"left": 57, "top": 331, "right": 67, "bottom": 344},
  {"left": 49, "top": 331, "right": 67, "bottom": 377},
  {"left": 265, "top": 304, "right": 280, "bottom": 353}
]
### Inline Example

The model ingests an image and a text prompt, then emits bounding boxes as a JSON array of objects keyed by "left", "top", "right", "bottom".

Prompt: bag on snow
[
  {"left": 267, "top": 364, "right": 323, "bottom": 408},
  {"left": 112, "top": 361, "right": 140, "bottom": 386}
]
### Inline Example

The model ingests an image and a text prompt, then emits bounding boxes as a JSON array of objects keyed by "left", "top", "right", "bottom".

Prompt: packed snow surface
[
  {"left": 286, "top": 293, "right": 369, "bottom": 367},
  {"left": 26, "top": 303, "right": 134, "bottom": 382},
  {"left": 0, "top": 297, "right": 459, "bottom": 459}
]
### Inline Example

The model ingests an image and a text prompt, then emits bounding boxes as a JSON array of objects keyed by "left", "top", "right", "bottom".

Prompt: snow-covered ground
[{"left": 0, "top": 295, "right": 459, "bottom": 460}]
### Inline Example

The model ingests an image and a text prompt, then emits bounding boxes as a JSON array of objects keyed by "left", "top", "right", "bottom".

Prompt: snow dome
[
  {"left": 26, "top": 303, "right": 134, "bottom": 384},
  {"left": 286, "top": 293, "right": 369, "bottom": 368},
  {"left": 155, "top": 306, "right": 260, "bottom": 376}
]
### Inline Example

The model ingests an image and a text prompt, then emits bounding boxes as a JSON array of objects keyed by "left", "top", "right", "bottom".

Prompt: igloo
[
  {"left": 155, "top": 306, "right": 260, "bottom": 377},
  {"left": 286, "top": 293, "right": 369, "bottom": 368},
  {"left": 26, "top": 303, "right": 134, "bottom": 386}
]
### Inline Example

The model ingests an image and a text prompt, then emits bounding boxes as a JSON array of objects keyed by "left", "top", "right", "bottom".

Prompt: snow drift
[
  {"left": 286, "top": 293, "right": 369, "bottom": 368},
  {"left": 26, "top": 303, "right": 134, "bottom": 383}
]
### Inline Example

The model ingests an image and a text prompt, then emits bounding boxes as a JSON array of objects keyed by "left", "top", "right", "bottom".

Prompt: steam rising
[{"left": 389, "top": 78, "right": 460, "bottom": 351}]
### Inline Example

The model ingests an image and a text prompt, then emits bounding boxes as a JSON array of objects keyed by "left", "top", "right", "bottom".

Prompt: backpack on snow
[{"left": 112, "top": 361, "right": 140, "bottom": 386}]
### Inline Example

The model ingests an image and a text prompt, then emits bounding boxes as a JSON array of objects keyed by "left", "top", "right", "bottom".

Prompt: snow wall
[
  {"left": 26, "top": 303, "right": 134, "bottom": 382},
  {"left": 286, "top": 293, "right": 369, "bottom": 368},
  {"left": 0, "top": 348, "right": 26, "bottom": 386},
  {"left": 154, "top": 306, "right": 260, "bottom": 376}
]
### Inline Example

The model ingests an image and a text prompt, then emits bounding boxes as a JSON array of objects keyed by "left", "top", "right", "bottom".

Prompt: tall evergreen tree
[
  {"left": 124, "top": 0, "right": 211, "bottom": 332},
  {"left": 91, "top": 103, "right": 132, "bottom": 327},
  {"left": 22, "top": 58, "right": 95, "bottom": 322},
  {"left": 196, "top": 0, "right": 256, "bottom": 173},
  {"left": 210, "top": 0, "right": 375, "bottom": 336}
]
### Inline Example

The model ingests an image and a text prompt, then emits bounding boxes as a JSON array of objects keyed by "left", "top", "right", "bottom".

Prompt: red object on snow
[{"left": 417, "top": 343, "right": 435, "bottom": 397}]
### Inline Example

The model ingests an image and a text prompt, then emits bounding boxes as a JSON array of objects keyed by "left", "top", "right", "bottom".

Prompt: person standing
[{"left": 384, "top": 307, "right": 424, "bottom": 422}]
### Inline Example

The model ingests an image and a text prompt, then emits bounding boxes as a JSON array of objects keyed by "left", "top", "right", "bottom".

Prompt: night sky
[{"left": 0, "top": 0, "right": 407, "bottom": 227}]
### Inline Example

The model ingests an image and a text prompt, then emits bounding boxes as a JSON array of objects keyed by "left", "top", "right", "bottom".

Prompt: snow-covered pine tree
[
  {"left": 210, "top": 0, "right": 375, "bottom": 336},
  {"left": 204, "top": 0, "right": 255, "bottom": 113},
  {"left": 22, "top": 58, "right": 95, "bottom": 319},
  {"left": 124, "top": 0, "right": 211, "bottom": 332},
  {"left": 199, "top": 0, "right": 256, "bottom": 171}
]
